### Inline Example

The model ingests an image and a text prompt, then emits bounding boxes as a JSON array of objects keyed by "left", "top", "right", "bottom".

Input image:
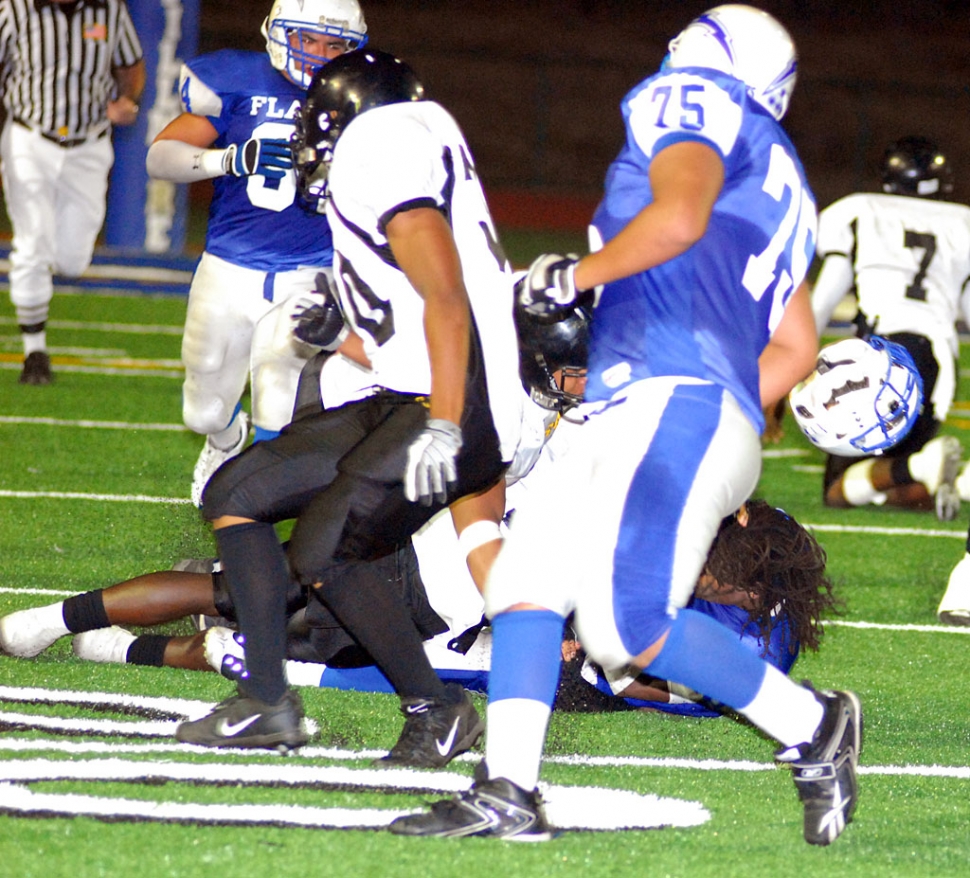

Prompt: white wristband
[{"left": 457, "top": 519, "right": 503, "bottom": 559}]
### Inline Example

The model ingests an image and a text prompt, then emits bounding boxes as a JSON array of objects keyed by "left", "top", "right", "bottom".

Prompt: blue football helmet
[
  {"left": 262, "top": 0, "right": 368, "bottom": 88},
  {"left": 665, "top": 4, "right": 798, "bottom": 121},
  {"left": 789, "top": 336, "right": 924, "bottom": 457}
]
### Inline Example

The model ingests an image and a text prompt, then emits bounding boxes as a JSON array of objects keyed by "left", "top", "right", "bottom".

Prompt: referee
[{"left": 0, "top": 0, "right": 144, "bottom": 385}]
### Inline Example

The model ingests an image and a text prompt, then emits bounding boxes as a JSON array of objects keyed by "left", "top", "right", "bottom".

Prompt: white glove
[
  {"left": 223, "top": 137, "right": 293, "bottom": 179},
  {"left": 404, "top": 419, "right": 463, "bottom": 506},
  {"left": 515, "top": 252, "right": 581, "bottom": 316}
]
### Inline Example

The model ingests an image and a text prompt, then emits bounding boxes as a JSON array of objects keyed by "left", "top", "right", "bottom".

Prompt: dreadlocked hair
[{"left": 702, "top": 499, "right": 840, "bottom": 654}]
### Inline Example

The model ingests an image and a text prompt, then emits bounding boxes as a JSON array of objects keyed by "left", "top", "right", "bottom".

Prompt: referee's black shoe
[
  {"left": 389, "top": 777, "right": 553, "bottom": 840},
  {"left": 379, "top": 683, "right": 484, "bottom": 769},
  {"left": 19, "top": 351, "right": 52, "bottom": 385},
  {"left": 780, "top": 684, "right": 862, "bottom": 845},
  {"left": 175, "top": 688, "right": 309, "bottom": 752}
]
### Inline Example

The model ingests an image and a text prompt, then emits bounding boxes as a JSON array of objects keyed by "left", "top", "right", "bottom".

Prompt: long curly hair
[{"left": 702, "top": 499, "right": 840, "bottom": 653}]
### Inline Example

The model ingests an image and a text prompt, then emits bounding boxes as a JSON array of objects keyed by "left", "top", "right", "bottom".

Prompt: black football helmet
[
  {"left": 294, "top": 49, "right": 425, "bottom": 210},
  {"left": 515, "top": 294, "right": 592, "bottom": 413},
  {"left": 881, "top": 136, "right": 953, "bottom": 199}
]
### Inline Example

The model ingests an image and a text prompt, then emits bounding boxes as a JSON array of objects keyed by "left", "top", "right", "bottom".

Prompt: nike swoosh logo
[
  {"left": 216, "top": 714, "right": 261, "bottom": 737},
  {"left": 435, "top": 717, "right": 461, "bottom": 756},
  {"left": 406, "top": 704, "right": 428, "bottom": 715}
]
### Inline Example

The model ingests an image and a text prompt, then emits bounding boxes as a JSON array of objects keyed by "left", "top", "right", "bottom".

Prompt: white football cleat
[
  {"left": 0, "top": 603, "right": 69, "bottom": 657},
  {"left": 191, "top": 411, "right": 250, "bottom": 507},
  {"left": 938, "top": 554, "right": 970, "bottom": 626},
  {"left": 955, "top": 462, "right": 970, "bottom": 503},
  {"left": 203, "top": 625, "right": 247, "bottom": 677},
  {"left": 72, "top": 626, "right": 138, "bottom": 663},
  {"left": 909, "top": 435, "right": 962, "bottom": 521}
]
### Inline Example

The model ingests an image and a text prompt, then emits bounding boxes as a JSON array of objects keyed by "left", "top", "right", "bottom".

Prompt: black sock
[
  {"left": 215, "top": 522, "right": 290, "bottom": 704},
  {"left": 894, "top": 456, "right": 915, "bottom": 485},
  {"left": 62, "top": 591, "right": 111, "bottom": 634},
  {"left": 313, "top": 559, "right": 447, "bottom": 701},
  {"left": 127, "top": 635, "right": 171, "bottom": 667}
]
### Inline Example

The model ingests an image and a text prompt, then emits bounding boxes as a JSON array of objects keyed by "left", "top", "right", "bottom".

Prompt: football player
[
  {"left": 173, "top": 51, "right": 526, "bottom": 767},
  {"left": 145, "top": 0, "right": 368, "bottom": 506},
  {"left": 0, "top": 301, "right": 593, "bottom": 689},
  {"left": 809, "top": 136, "right": 970, "bottom": 521},
  {"left": 391, "top": 5, "right": 861, "bottom": 847},
  {"left": 0, "top": 500, "right": 839, "bottom": 721},
  {"left": 562, "top": 500, "right": 839, "bottom": 716}
]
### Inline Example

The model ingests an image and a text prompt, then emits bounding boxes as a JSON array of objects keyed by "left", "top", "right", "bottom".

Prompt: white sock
[
  {"left": 23, "top": 331, "right": 47, "bottom": 355},
  {"left": 484, "top": 698, "right": 551, "bottom": 791},
  {"left": 841, "top": 458, "right": 884, "bottom": 506},
  {"left": 35, "top": 601, "right": 69, "bottom": 636},
  {"left": 736, "top": 664, "right": 825, "bottom": 749},
  {"left": 209, "top": 413, "right": 243, "bottom": 451}
]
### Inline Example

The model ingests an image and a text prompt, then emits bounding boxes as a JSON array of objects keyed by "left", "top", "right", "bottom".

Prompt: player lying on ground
[{"left": 0, "top": 501, "right": 838, "bottom": 721}]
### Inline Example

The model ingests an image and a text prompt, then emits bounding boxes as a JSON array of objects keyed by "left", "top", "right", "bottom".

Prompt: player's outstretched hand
[
  {"left": 225, "top": 137, "right": 293, "bottom": 179},
  {"left": 515, "top": 253, "right": 581, "bottom": 316},
  {"left": 292, "top": 273, "right": 348, "bottom": 351},
  {"left": 404, "top": 419, "right": 463, "bottom": 506}
]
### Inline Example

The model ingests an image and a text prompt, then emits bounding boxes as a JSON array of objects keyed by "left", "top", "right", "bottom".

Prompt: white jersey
[
  {"left": 813, "top": 192, "right": 970, "bottom": 357},
  {"left": 325, "top": 101, "right": 523, "bottom": 461}
]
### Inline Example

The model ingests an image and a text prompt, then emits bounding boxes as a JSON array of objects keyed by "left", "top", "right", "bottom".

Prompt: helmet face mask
[
  {"left": 789, "top": 336, "right": 924, "bottom": 457},
  {"left": 665, "top": 4, "right": 797, "bottom": 121},
  {"left": 881, "top": 136, "right": 953, "bottom": 199},
  {"left": 293, "top": 51, "right": 425, "bottom": 211},
  {"left": 262, "top": 0, "right": 368, "bottom": 88}
]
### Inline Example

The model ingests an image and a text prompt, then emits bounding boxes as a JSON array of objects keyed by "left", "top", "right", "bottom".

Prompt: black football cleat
[
  {"left": 19, "top": 351, "right": 52, "bottom": 385},
  {"left": 175, "top": 688, "right": 309, "bottom": 752},
  {"left": 379, "top": 683, "right": 484, "bottom": 769},
  {"left": 389, "top": 777, "right": 553, "bottom": 840},
  {"left": 779, "top": 685, "right": 862, "bottom": 845}
]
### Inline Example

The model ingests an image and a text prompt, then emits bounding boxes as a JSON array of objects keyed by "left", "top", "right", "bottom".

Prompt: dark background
[{"left": 198, "top": 0, "right": 970, "bottom": 224}]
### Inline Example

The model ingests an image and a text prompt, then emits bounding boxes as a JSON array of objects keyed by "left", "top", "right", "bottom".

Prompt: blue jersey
[
  {"left": 592, "top": 596, "right": 798, "bottom": 717},
  {"left": 180, "top": 49, "right": 333, "bottom": 272},
  {"left": 585, "top": 67, "right": 817, "bottom": 431}
]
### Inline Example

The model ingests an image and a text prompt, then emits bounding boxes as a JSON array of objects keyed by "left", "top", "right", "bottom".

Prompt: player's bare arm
[
  {"left": 385, "top": 206, "right": 470, "bottom": 426},
  {"left": 574, "top": 141, "right": 724, "bottom": 291},
  {"left": 759, "top": 280, "right": 818, "bottom": 408}
]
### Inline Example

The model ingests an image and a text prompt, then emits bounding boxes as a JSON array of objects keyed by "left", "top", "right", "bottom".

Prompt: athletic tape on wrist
[{"left": 457, "top": 519, "right": 503, "bottom": 559}]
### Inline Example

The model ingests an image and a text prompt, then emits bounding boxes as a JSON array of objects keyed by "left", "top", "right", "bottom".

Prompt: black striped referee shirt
[{"left": 0, "top": 0, "right": 142, "bottom": 141}]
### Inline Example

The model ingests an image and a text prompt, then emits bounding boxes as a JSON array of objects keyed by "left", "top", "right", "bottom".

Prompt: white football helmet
[
  {"left": 789, "top": 336, "right": 924, "bottom": 457},
  {"left": 665, "top": 4, "right": 797, "bottom": 121},
  {"left": 262, "top": 0, "right": 368, "bottom": 88}
]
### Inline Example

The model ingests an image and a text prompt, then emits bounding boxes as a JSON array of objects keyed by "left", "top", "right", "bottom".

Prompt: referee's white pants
[
  {"left": 0, "top": 120, "right": 112, "bottom": 325},
  {"left": 485, "top": 377, "right": 762, "bottom": 671},
  {"left": 181, "top": 252, "right": 325, "bottom": 436}
]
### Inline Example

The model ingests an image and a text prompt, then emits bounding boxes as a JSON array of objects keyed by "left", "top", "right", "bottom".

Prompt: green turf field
[{"left": 1, "top": 286, "right": 969, "bottom": 877}]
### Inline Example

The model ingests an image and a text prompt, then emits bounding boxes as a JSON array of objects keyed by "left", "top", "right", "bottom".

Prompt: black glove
[
  {"left": 515, "top": 253, "right": 581, "bottom": 316},
  {"left": 292, "top": 273, "right": 348, "bottom": 351}
]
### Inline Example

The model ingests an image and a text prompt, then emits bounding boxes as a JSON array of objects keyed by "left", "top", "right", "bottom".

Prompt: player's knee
[
  {"left": 200, "top": 463, "right": 240, "bottom": 521},
  {"left": 182, "top": 392, "right": 235, "bottom": 435}
]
